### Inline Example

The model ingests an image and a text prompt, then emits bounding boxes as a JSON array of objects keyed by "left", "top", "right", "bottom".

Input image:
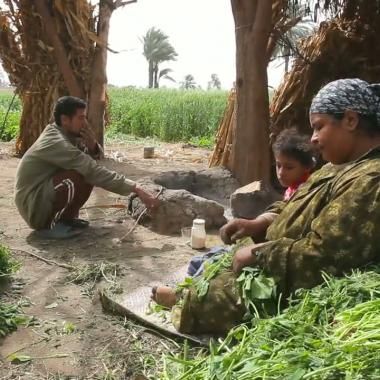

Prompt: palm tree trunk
[
  {"left": 148, "top": 60, "right": 154, "bottom": 88},
  {"left": 153, "top": 64, "right": 159, "bottom": 88},
  {"left": 230, "top": 0, "right": 272, "bottom": 185},
  {"left": 86, "top": 1, "right": 113, "bottom": 148}
]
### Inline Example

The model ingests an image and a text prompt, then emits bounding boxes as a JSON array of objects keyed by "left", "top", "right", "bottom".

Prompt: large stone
[
  {"left": 153, "top": 167, "right": 239, "bottom": 206},
  {"left": 230, "top": 181, "right": 282, "bottom": 220},
  {"left": 128, "top": 184, "right": 227, "bottom": 234},
  {"left": 127, "top": 168, "right": 241, "bottom": 234}
]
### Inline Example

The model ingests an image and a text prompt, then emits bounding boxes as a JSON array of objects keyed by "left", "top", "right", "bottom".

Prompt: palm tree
[
  {"left": 207, "top": 73, "right": 221, "bottom": 90},
  {"left": 141, "top": 27, "right": 177, "bottom": 88},
  {"left": 157, "top": 68, "right": 175, "bottom": 88},
  {"left": 272, "top": 20, "right": 317, "bottom": 72},
  {"left": 180, "top": 74, "right": 197, "bottom": 90}
]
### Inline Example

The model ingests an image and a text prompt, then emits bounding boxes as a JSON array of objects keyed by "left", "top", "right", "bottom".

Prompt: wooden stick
[
  {"left": 116, "top": 187, "right": 164, "bottom": 243},
  {"left": 12, "top": 248, "right": 74, "bottom": 270},
  {"left": 82, "top": 204, "right": 128, "bottom": 210}
]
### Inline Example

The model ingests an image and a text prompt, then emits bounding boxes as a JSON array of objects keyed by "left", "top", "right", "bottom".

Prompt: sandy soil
[{"left": 0, "top": 139, "right": 220, "bottom": 379}]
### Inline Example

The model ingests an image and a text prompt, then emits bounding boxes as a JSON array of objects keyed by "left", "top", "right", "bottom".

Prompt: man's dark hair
[
  {"left": 273, "top": 128, "right": 315, "bottom": 168},
  {"left": 53, "top": 96, "right": 87, "bottom": 126}
]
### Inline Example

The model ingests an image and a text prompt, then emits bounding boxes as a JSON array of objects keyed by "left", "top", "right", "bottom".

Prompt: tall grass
[
  {"left": 0, "top": 90, "right": 21, "bottom": 141},
  {"left": 0, "top": 88, "right": 228, "bottom": 146},
  {"left": 108, "top": 88, "right": 227, "bottom": 145}
]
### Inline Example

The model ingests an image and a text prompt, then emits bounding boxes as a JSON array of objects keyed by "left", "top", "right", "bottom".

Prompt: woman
[{"left": 155, "top": 78, "right": 380, "bottom": 334}]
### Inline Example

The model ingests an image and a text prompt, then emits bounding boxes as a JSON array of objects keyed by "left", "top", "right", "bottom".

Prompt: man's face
[{"left": 61, "top": 107, "right": 87, "bottom": 137}]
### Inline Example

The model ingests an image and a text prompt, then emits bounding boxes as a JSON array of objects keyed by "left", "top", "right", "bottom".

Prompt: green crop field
[{"left": 0, "top": 88, "right": 228, "bottom": 147}]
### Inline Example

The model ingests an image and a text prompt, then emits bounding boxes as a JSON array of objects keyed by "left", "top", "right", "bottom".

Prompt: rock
[
  {"left": 153, "top": 167, "right": 239, "bottom": 206},
  {"left": 128, "top": 185, "right": 227, "bottom": 234},
  {"left": 230, "top": 181, "right": 282, "bottom": 220},
  {"left": 127, "top": 168, "right": 240, "bottom": 234}
]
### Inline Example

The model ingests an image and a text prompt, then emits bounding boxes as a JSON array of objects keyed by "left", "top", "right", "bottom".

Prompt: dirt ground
[{"left": 0, "top": 139, "right": 219, "bottom": 379}]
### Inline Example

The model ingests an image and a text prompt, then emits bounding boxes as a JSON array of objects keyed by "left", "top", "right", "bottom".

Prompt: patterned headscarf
[{"left": 310, "top": 78, "right": 380, "bottom": 127}]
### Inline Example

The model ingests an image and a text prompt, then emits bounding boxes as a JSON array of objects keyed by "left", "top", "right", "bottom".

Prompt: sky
[
  {"left": 107, "top": 0, "right": 285, "bottom": 89},
  {"left": 0, "top": 0, "right": 286, "bottom": 90}
]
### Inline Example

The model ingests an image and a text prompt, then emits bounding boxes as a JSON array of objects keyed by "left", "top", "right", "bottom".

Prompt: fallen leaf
[{"left": 45, "top": 302, "right": 58, "bottom": 309}]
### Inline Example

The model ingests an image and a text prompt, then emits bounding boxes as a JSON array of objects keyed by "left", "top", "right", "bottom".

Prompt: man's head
[{"left": 53, "top": 96, "right": 87, "bottom": 136}]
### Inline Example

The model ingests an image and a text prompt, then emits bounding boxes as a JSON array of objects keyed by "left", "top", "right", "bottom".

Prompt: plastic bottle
[{"left": 191, "top": 218, "right": 206, "bottom": 249}]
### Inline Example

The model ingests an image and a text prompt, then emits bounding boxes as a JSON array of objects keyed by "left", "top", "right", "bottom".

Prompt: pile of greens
[
  {"left": 0, "top": 244, "right": 27, "bottom": 337},
  {"left": 177, "top": 238, "right": 277, "bottom": 320},
  {"left": 161, "top": 267, "right": 380, "bottom": 379}
]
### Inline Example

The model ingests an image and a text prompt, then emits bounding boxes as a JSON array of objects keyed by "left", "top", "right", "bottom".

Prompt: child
[
  {"left": 189, "top": 130, "right": 316, "bottom": 272},
  {"left": 273, "top": 129, "right": 315, "bottom": 201}
]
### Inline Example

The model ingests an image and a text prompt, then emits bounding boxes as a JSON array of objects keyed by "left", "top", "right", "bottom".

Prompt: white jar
[{"left": 191, "top": 218, "right": 206, "bottom": 249}]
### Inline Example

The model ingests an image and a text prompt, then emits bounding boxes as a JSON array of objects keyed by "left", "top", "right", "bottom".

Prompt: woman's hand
[
  {"left": 232, "top": 242, "right": 267, "bottom": 274},
  {"left": 232, "top": 244, "right": 256, "bottom": 273},
  {"left": 220, "top": 215, "right": 273, "bottom": 245},
  {"left": 220, "top": 218, "right": 252, "bottom": 244}
]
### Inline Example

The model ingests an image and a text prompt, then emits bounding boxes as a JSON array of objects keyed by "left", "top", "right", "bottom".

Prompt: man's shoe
[
  {"left": 36, "top": 222, "right": 83, "bottom": 240},
  {"left": 62, "top": 218, "right": 90, "bottom": 229}
]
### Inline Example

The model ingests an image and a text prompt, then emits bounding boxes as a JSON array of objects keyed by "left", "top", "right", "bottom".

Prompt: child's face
[{"left": 275, "top": 153, "right": 310, "bottom": 188}]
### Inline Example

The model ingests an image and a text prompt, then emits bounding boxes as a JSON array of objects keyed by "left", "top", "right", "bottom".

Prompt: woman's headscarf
[{"left": 310, "top": 78, "right": 380, "bottom": 127}]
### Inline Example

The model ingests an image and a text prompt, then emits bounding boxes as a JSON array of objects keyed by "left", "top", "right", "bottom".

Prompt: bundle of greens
[
  {"left": 176, "top": 238, "right": 278, "bottom": 319},
  {"left": 161, "top": 267, "right": 380, "bottom": 379}
]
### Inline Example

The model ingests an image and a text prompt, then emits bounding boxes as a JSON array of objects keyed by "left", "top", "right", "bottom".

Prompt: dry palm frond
[
  {"left": 209, "top": 88, "right": 236, "bottom": 169},
  {"left": 0, "top": 0, "right": 131, "bottom": 155},
  {"left": 0, "top": 0, "right": 97, "bottom": 154},
  {"left": 270, "top": 19, "right": 380, "bottom": 139}
]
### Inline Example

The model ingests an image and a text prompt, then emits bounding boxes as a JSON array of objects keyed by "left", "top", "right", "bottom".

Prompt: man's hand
[
  {"left": 134, "top": 186, "right": 160, "bottom": 210},
  {"left": 220, "top": 218, "right": 252, "bottom": 245},
  {"left": 80, "top": 123, "right": 97, "bottom": 152}
]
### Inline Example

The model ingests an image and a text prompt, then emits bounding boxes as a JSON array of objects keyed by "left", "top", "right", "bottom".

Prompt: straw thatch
[
  {"left": 0, "top": 0, "right": 133, "bottom": 155},
  {"left": 0, "top": 0, "right": 97, "bottom": 154},
  {"left": 270, "top": 18, "right": 380, "bottom": 139},
  {"left": 210, "top": 0, "right": 380, "bottom": 173},
  {"left": 209, "top": 89, "right": 236, "bottom": 169},
  {"left": 211, "top": 2, "right": 380, "bottom": 169}
]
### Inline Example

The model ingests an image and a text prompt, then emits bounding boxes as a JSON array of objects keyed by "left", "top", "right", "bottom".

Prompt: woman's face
[{"left": 310, "top": 112, "right": 358, "bottom": 164}]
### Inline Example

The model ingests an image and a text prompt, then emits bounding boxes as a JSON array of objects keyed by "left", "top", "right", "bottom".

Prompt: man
[{"left": 15, "top": 96, "right": 158, "bottom": 239}]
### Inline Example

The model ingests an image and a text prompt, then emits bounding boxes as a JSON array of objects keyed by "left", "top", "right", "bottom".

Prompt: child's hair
[{"left": 272, "top": 129, "right": 315, "bottom": 168}]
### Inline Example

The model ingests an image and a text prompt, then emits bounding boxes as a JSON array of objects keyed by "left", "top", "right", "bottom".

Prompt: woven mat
[{"left": 99, "top": 265, "right": 211, "bottom": 345}]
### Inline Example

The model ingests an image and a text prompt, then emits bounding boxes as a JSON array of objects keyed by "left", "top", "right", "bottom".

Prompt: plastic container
[{"left": 191, "top": 218, "right": 206, "bottom": 249}]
